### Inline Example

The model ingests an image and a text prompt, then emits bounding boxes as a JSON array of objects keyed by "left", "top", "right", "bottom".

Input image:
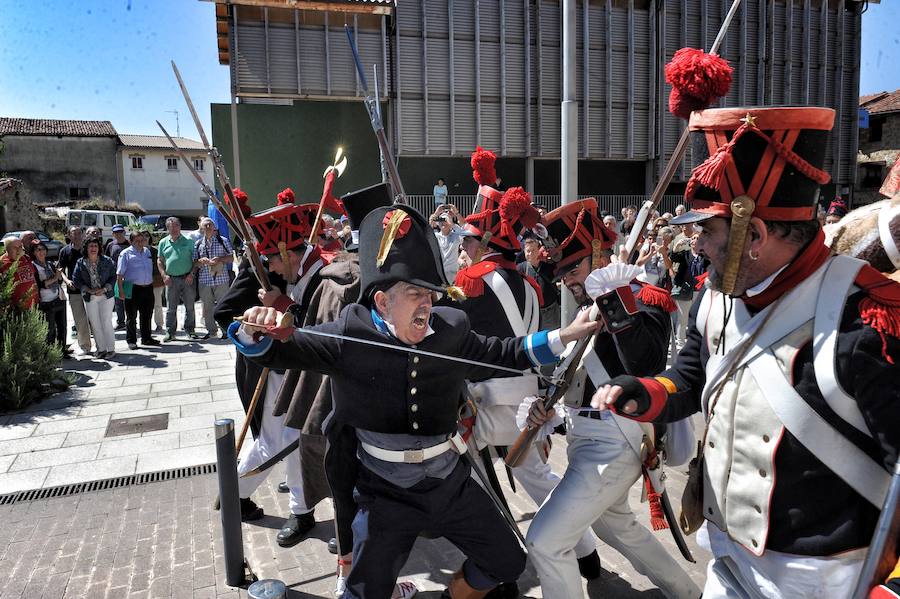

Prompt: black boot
[
  {"left": 483, "top": 582, "right": 518, "bottom": 598},
  {"left": 577, "top": 549, "right": 602, "bottom": 580},
  {"left": 240, "top": 498, "right": 264, "bottom": 521},
  {"left": 276, "top": 512, "right": 316, "bottom": 547}
]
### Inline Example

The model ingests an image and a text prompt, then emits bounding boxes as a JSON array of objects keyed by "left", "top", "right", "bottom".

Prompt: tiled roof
[
  {"left": 0, "top": 118, "right": 117, "bottom": 137},
  {"left": 860, "top": 89, "right": 900, "bottom": 115},
  {"left": 118, "top": 134, "right": 206, "bottom": 151}
]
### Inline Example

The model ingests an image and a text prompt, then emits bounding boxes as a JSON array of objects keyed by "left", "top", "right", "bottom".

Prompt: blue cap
[{"left": 111, "top": 224, "right": 125, "bottom": 232}]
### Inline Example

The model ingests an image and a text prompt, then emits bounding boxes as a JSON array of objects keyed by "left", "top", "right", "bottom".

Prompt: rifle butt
[{"left": 505, "top": 428, "right": 538, "bottom": 468}]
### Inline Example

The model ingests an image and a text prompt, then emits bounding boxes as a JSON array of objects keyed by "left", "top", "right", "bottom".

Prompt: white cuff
[{"left": 548, "top": 329, "right": 565, "bottom": 355}]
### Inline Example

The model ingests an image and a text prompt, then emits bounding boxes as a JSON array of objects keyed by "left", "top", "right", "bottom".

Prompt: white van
[{"left": 65, "top": 210, "right": 137, "bottom": 245}]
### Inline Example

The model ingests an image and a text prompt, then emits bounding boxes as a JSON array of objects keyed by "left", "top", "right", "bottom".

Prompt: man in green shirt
[{"left": 157, "top": 217, "right": 198, "bottom": 341}]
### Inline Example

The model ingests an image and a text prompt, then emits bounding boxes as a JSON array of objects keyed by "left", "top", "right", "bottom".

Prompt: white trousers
[
  {"left": 84, "top": 295, "right": 116, "bottom": 352},
  {"left": 475, "top": 404, "right": 596, "bottom": 559},
  {"left": 527, "top": 422, "right": 701, "bottom": 599},
  {"left": 152, "top": 286, "right": 164, "bottom": 329},
  {"left": 675, "top": 298, "right": 694, "bottom": 344},
  {"left": 699, "top": 522, "right": 863, "bottom": 599},
  {"left": 237, "top": 371, "right": 309, "bottom": 515}
]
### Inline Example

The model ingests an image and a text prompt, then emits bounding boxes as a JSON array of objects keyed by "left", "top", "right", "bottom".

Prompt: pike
[
  {"left": 345, "top": 25, "right": 407, "bottom": 204},
  {"left": 156, "top": 120, "right": 241, "bottom": 237},
  {"left": 170, "top": 61, "right": 278, "bottom": 475},
  {"left": 624, "top": 0, "right": 744, "bottom": 262}
]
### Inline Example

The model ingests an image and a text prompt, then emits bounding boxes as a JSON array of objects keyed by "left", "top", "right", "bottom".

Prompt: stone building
[
  {"left": 857, "top": 89, "right": 900, "bottom": 205},
  {"left": 0, "top": 118, "right": 120, "bottom": 205}
]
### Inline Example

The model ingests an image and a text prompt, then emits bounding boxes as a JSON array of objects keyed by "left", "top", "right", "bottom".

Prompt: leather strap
[
  {"left": 812, "top": 256, "right": 871, "bottom": 437},
  {"left": 748, "top": 350, "right": 889, "bottom": 508},
  {"left": 483, "top": 270, "right": 538, "bottom": 336}
]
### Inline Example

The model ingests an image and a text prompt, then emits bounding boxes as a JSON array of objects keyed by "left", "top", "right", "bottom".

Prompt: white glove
[
  {"left": 584, "top": 263, "right": 642, "bottom": 299},
  {"left": 516, "top": 396, "right": 563, "bottom": 436}
]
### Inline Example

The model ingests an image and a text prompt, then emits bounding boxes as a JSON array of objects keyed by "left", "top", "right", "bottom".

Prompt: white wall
[{"left": 120, "top": 148, "right": 214, "bottom": 215}]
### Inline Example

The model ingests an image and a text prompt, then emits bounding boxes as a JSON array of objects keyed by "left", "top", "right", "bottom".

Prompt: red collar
[{"left": 740, "top": 229, "right": 831, "bottom": 311}]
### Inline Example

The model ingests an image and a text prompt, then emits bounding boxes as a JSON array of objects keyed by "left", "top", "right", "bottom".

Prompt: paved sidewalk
[{"left": 0, "top": 304, "right": 243, "bottom": 495}]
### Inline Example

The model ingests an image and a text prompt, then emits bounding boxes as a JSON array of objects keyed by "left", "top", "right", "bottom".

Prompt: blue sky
[{"left": 0, "top": 0, "right": 897, "bottom": 138}]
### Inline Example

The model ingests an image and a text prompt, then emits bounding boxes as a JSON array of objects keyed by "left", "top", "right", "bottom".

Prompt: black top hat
[
  {"left": 358, "top": 204, "right": 450, "bottom": 303},
  {"left": 341, "top": 182, "right": 393, "bottom": 251},
  {"left": 672, "top": 106, "right": 834, "bottom": 226}
]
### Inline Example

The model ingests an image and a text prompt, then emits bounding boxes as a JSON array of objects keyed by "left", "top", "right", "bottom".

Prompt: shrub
[{"left": 0, "top": 260, "right": 64, "bottom": 411}]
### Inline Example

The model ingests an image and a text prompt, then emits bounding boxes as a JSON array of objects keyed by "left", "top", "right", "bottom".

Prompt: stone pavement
[
  {"left": 0, "top": 301, "right": 710, "bottom": 598},
  {"left": 0, "top": 304, "right": 244, "bottom": 495}
]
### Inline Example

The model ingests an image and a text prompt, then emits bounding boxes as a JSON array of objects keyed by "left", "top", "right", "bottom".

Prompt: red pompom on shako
[
  {"left": 665, "top": 47, "right": 733, "bottom": 119},
  {"left": 231, "top": 188, "right": 252, "bottom": 217},
  {"left": 277, "top": 187, "right": 296, "bottom": 205},
  {"left": 471, "top": 146, "right": 497, "bottom": 187},
  {"left": 463, "top": 186, "right": 541, "bottom": 253}
]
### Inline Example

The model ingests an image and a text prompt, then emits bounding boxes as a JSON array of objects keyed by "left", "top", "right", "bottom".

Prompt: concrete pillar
[{"left": 561, "top": 0, "right": 578, "bottom": 326}]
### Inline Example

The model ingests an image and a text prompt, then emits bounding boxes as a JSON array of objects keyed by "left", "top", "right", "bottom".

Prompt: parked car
[
  {"left": 2, "top": 230, "right": 64, "bottom": 259},
  {"left": 65, "top": 210, "right": 137, "bottom": 245},
  {"left": 138, "top": 214, "right": 179, "bottom": 231}
]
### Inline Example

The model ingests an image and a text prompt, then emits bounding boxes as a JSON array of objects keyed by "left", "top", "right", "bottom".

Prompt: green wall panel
[{"left": 211, "top": 100, "right": 384, "bottom": 211}]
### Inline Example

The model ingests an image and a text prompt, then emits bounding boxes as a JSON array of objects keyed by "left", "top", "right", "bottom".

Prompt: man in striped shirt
[{"left": 193, "top": 217, "right": 234, "bottom": 340}]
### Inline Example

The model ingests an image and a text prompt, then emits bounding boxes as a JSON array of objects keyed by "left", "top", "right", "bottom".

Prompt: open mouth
[{"left": 412, "top": 313, "right": 429, "bottom": 330}]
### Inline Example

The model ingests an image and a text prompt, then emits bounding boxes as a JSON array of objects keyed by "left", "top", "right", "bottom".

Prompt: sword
[
  {"left": 642, "top": 438, "right": 696, "bottom": 563},
  {"left": 461, "top": 434, "right": 526, "bottom": 547},
  {"left": 235, "top": 317, "right": 544, "bottom": 378}
]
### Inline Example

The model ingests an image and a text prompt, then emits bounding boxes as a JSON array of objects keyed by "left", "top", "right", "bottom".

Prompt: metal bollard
[
  {"left": 215, "top": 419, "right": 246, "bottom": 587},
  {"left": 248, "top": 579, "right": 286, "bottom": 599}
]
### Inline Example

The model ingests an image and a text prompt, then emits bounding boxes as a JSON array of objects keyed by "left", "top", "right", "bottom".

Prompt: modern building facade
[
  {"left": 118, "top": 134, "right": 214, "bottom": 216},
  {"left": 209, "top": 0, "right": 863, "bottom": 211}
]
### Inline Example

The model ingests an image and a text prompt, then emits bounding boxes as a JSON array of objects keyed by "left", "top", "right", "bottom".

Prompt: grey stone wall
[{"left": 0, "top": 135, "right": 119, "bottom": 204}]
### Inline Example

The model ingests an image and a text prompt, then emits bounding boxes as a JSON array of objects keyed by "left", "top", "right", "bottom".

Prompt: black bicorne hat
[
  {"left": 341, "top": 182, "right": 393, "bottom": 251},
  {"left": 358, "top": 204, "right": 450, "bottom": 303}
]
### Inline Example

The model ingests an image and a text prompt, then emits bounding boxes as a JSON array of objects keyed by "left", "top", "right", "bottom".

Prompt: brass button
[
  {"left": 602, "top": 299, "right": 609, "bottom": 305},
  {"left": 410, "top": 387, "right": 417, "bottom": 395},
  {"left": 410, "top": 370, "right": 417, "bottom": 378},
  {"left": 762, "top": 434, "right": 770, "bottom": 442},
  {"left": 754, "top": 505, "right": 761, "bottom": 513},
  {"left": 607, "top": 310, "right": 615, "bottom": 316},
  {"left": 412, "top": 422, "right": 419, "bottom": 430},
  {"left": 413, "top": 356, "right": 419, "bottom": 364},
  {"left": 411, "top": 404, "right": 418, "bottom": 412},
  {"left": 759, "top": 469, "right": 767, "bottom": 478}
]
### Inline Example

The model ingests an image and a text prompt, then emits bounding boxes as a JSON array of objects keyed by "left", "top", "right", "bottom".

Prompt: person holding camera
[
  {"left": 429, "top": 204, "right": 464, "bottom": 282},
  {"left": 29, "top": 240, "right": 69, "bottom": 354}
]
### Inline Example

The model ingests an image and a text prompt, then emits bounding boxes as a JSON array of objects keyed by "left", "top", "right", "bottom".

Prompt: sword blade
[
  {"left": 461, "top": 446, "right": 526, "bottom": 547},
  {"left": 644, "top": 465, "right": 695, "bottom": 563},
  {"left": 239, "top": 438, "right": 299, "bottom": 479},
  {"left": 171, "top": 61, "right": 213, "bottom": 150}
]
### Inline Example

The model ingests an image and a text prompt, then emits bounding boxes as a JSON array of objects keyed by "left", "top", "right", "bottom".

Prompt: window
[
  {"left": 131, "top": 156, "right": 143, "bottom": 169},
  {"left": 83, "top": 213, "right": 97, "bottom": 227},
  {"left": 69, "top": 187, "right": 89, "bottom": 201},
  {"left": 116, "top": 215, "right": 130, "bottom": 226},
  {"left": 103, "top": 215, "right": 116, "bottom": 228},
  {"left": 194, "top": 158, "right": 205, "bottom": 171},
  {"left": 870, "top": 118, "right": 884, "bottom": 143},
  {"left": 166, "top": 157, "right": 178, "bottom": 170},
  {"left": 861, "top": 164, "right": 883, "bottom": 188}
]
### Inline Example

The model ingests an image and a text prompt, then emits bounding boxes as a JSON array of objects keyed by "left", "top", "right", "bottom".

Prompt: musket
[
  {"left": 345, "top": 25, "right": 407, "bottom": 204},
  {"left": 624, "top": 0, "right": 743, "bottom": 263},
  {"left": 505, "top": 305, "right": 599, "bottom": 468},
  {"left": 373, "top": 64, "right": 389, "bottom": 185},
  {"left": 156, "top": 120, "right": 241, "bottom": 236},
  {"left": 170, "top": 61, "right": 271, "bottom": 294},
  {"left": 852, "top": 461, "right": 900, "bottom": 599}
]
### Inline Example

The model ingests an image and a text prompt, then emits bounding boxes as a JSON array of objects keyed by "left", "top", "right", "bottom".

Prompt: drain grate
[
  {"left": 0, "top": 463, "right": 217, "bottom": 506},
  {"left": 106, "top": 413, "right": 169, "bottom": 437}
]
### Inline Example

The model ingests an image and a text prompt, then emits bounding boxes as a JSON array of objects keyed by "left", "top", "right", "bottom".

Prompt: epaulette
[
  {"left": 453, "top": 261, "right": 499, "bottom": 298},
  {"left": 855, "top": 263, "right": 900, "bottom": 364},
  {"left": 635, "top": 282, "right": 677, "bottom": 313}
]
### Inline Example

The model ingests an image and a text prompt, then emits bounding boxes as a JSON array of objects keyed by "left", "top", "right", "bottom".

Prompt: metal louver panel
[
  {"left": 401, "top": 99, "right": 425, "bottom": 153},
  {"left": 268, "top": 25, "right": 298, "bottom": 94},
  {"left": 298, "top": 26, "right": 327, "bottom": 96},
  {"left": 236, "top": 24, "right": 267, "bottom": 91},
  {"left": 427, "top": 100, "right": 452, "bottom": 155}
]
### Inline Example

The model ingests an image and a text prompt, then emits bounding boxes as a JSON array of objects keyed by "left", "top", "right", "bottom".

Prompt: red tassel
[
  {"left": 644, "top": 476, "right": 669, "bottom": 531},
  {"left": 665, "top": 48, "right": 733, "bottom": 119},
  {"left": 694, "top": 271, "right": 709, "bottom": 290},
  {"left": 637, "top": 284, "right": 677, "bottom": 313},
  {"left": 856, "top": 264, "right": 900, "bottom": 364},
  {"left": 471, "top": 146, "right": 497, "bottom": 187}
]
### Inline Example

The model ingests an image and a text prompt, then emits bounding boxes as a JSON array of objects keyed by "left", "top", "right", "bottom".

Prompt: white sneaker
[
  {"left": 333, "top": 575, "right": 347, "bottom": 597},
  {"left": 391, "top": 580, "right": 419, "bottom": 599}
]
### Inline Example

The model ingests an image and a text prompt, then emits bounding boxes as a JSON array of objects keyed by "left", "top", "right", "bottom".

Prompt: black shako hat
[
  {"left": 358, "top": 203, "right": 451, "bottom": 303},
  {"left": 341, "top": 182, "right": 393, "bottom": 252}
]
